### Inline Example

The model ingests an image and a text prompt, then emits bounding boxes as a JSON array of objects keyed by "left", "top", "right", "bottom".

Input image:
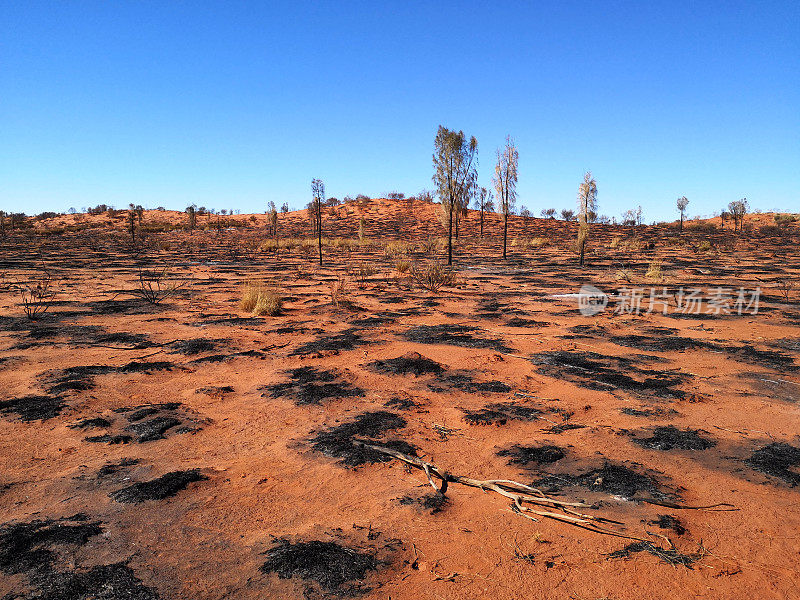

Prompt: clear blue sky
[{"left": 2, "top": 1, "right": 798, "bottom": 221}]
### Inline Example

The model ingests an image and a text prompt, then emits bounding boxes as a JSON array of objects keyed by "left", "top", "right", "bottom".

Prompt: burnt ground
[
  {"left": 530, "top": 351, "right": 691, "bottom": 398},
  {"left": 308, "top": 411, "right": 416, "bottom": 467},
  {"left": 1, "top": 205, "right": 799, "bottom": 599},
  {"left": 632, "top": 426, "right": 716, "bottom": 451},
  {"left": 0, "top": 514, "right": 160, "bottom": 599},
  {"left": 746, "top": 442, "right": 800, "bottom": 486},
  {"left": 110, "top": 470, "right": 208, "bottom": 503},
  {"left": 263, "top": 367, "right": 365, "bottom": 405},
  {"left": 535, "top": 462, "right": 675, "bottom": 501},
  {"left": 261, "top": 538, "right": 378, "bottom": 596}
]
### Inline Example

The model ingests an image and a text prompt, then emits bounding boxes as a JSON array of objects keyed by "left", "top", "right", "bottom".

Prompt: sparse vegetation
[
  {"left": 576, "top": 171, "right": 597, "bottom": 267},
  {"left": 410, "top": 261, "right": 456, "bottom": 293},
  {"left": 131, "top": 265, "right": 187, "bottom": 305},
  {"left": 240, "top": 280, "right": 283, "bottom": 316},
  {"left": 433, "top": 126, "right": 478, "bottom": 265},
  {"left": 494, "top": 135, "right": 518, "bottom": 259},
  {"left": 329, "top": 275, "right": 349, "bottom": 307},
  {"left": 20, "top": 268, "right": 56, "bottom": 320}
]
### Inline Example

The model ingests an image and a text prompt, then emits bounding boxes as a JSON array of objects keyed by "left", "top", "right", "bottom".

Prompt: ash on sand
[
  {"left": 403, "top": 324, "right": 513, "bottom": 353},
  {"left": 309, "top": 411, "right": 416, "bottom": 467},
  {"left": 0, "top": 514, "right": 160, "bottom": 599},
  {"left": 429, "top": 374, "right": 511, "bottom": 394},
  {"left": 290, "top": 328, "right": 370, "bottom": 356},
  {"left": 462, "top": 402, "right": 541, "bottom": 426},
  {"left": 110, "top": 469, "right": 207, "bottom": 503},
  {"left": 264, "top": 367, "right": 365, "bottom": 405},
  {"left": 651, "top": 514, "right": 686, "bottom": 535},
  {"left": 530, "top": 351, "right": 690, "bottom": 398},
  {"left": 606, "top": 541, "right": 702, "bottom": 568},
  {"left": 498, "top": 444, "right": 565, "bottom": 466},
  {"left": 369, "top": 352, "right": 444, "bottom": 377},
  {"left": 261, "top": 539, "right": 377, "bottom": 596},
  {"left": 536, "top": 462, "right": 672, "bottom": 501},
  {"left": 0, "top": 395, "right": 65, "bottom": 421},
  {"left": 632, "top": 426, "right": 716, "bottom": 451},
  {"left": 746, "top": 442, "right": 800, "bottom": 486},
  {"left": 399, "top": 492, "right": 449, "bottom": 514}
]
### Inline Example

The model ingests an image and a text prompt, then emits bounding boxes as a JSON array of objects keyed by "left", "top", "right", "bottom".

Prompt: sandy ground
[{"left": 1, "top": 201, "right": 799, "bottom": 599}]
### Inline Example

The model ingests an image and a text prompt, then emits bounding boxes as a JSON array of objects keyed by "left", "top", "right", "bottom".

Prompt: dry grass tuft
[
  {"left": 330, "top": 275, "right": 349, "bottom": 307},
  {"left": 240, "top": 280, "right": 283, "bottom": 316},
  {"left": 645, "top": 259, "right": 663, "bottom": 282}
]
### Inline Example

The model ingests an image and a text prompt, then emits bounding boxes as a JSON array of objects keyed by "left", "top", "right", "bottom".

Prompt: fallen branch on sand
[{"left": 353, "top": 441, "right": 734, "bottom": 548}]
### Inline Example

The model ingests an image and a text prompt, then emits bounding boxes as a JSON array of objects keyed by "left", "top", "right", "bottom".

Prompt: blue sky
[{"left": 2, "top": 1, "right": 798, "bottom": 221}]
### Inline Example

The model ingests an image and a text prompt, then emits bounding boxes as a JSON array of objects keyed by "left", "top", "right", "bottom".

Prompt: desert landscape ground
[{"left": 1, "top": 199, "right": 799, "bottom": 599}]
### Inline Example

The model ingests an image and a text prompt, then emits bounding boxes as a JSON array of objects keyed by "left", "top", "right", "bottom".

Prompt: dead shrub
[
  {"left": 21, "top": 268, "right": 56, "bottom": 320},
  {"left": 410, "top": 262, "right": 456, "bottom": 293},
  {"left": 131, "top": 265, "right": 187, "bottom": 305}
]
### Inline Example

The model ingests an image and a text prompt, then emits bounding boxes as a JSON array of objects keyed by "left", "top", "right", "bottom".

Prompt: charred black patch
[
  {"left": 83, "top": 298, "right": 155, "bottom": 315},
  {"left": 31, "top": 563, "right": 162, "bottom": 599},
  {"left": 309, "top": 411, "right": 416, "bottom": 467},
  {"left": 197, "top": 385, "right": 235, "bottom": 397},
  {"left": 198, "top": 315, "right": 264, "bottom": 326},
  {"left": 566, "top": 324, "right": 607, "bottom": 337},
  {"left": 96, "top": 458, "right": 140, "bottom": 479},
  {"left": 610, "top": 335, "right": 706, "bottom": 352},
  {"left": 621, "top": 407, "right": 680, "bottom": 418},
  {"left": 0, "top": 514, "right": 159, "bottom": 599},
  {"left": 0, "top": 515, "right": 102, "bottom": 575},
  {"left": 535, "top": 462, "right": 671, "bottom": 501},
  {"left": 530, "top": 351, "right": 689, "bottom": 398},
  {"left": 261, "top": 539, "right": 377, "bottom": 594},
  {"left": 0, "top": 395, "right": 65, "bottom": 421},
  {"left": 723, "top": 344, "right": 798, "bottom": 372},
  {"left": 128, "top": 416, "right": 182, "bottom": 442},
  {"left": 606, "top": 541, "right": 700, "bottom": 567},
  {"left": 738, "top": 372, "right": 800, "bottom": 403},
  {"left": 633, "top": 426, "right": 716, "bottom": 451},
  {"left": 429, "top": 374, "right": 511, "bottom": 394},
  {"left": 498, "top": 444, "right": 565, "bottom": 466},
  {"left": 70, "top": 416, "right": 112, "bottom": 429},
  {"left": 85, "top": 434, "right": 133, "bottom": 444},
  {"left": 384, "top": 397, "right": 420, "bottom": 410},
  {"left": 110, "top": 469, "right": 207, "bottom": 503},
  {"left": 264, "top": 367, "right": 364, "bottom": 405},
  {"left": 291, "top": 328, "right": 370, "bottom": 356},
  {"left": 650, "top": 514, "right": 686, "bottom": 535},
  {"left": 746, "top": 442, "right": 800, "bottom": 486},
  {"left": 399, "top": 492, "right": 449, "bottom": 514},
  {"left": 403, "top": 324, "right": 513, "bottom": 353},
  {"left": 42, "top": 365, "right": 115, "bottom": 394},
  {"left": 118, "top": 360, "right": 175, "bottom": 373},
  {"left": 544, "top": 423, "right": 587, "bottom": 434},
  {"left": 462, "top": 402, "right": 541, "bottom": 426},
  {"left": 369, "top": 352, "right": 443, "bottom": 376},
  {"left": 113, "top": 403, "right": 198, "bottom": 442},
  {"left": 770, "top": 338, "right": 800, "bottom": 352},
  {"left": 505, "top": 317, "right": 549, "bottom": 327},
  {"left": 188, "top": 349, "right": 265, "bottom": 364},
  {"left": 350, "top": 314, "right": 396, "bottom": 328}
]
